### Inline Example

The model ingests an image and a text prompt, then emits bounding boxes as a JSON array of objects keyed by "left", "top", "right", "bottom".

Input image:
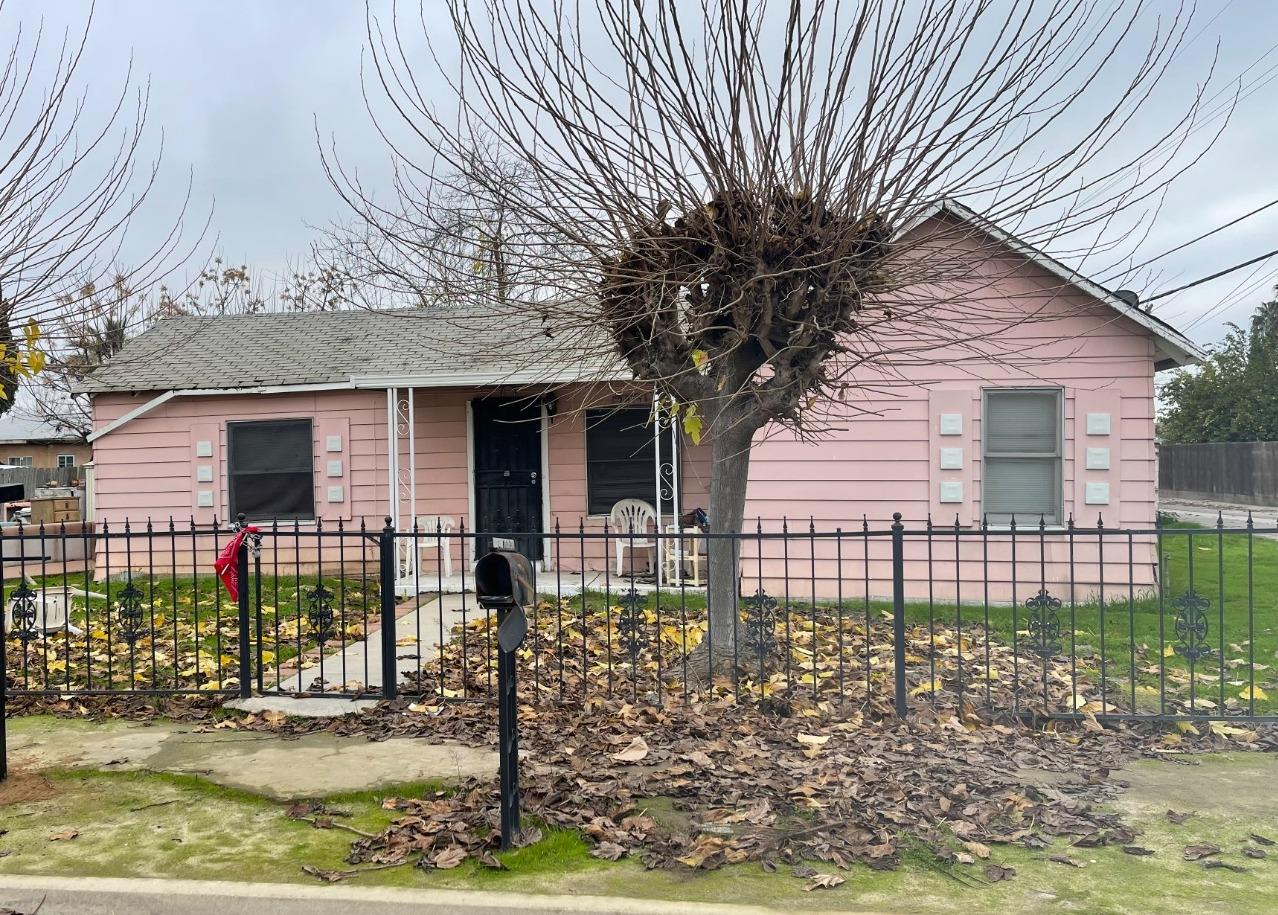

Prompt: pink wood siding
[
  {"left": 92, "top": 390, "right": 388, "bottom": 574},
  {"left": 91, "top": 385, "right": 706, "bottom": 577},
  {"left": 88, "top": 216, "right": 1165, "bottom": 597},
  {"left": 738, "top": 223, "right": 1160, "bottom": 601}
]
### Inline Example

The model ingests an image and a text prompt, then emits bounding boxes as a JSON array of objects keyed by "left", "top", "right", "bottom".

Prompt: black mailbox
[
  {"left": 474, "top": 545, "right": 534, "bottom": 850},
  {"left": 475, "top": 549, "right": 535, "bottom": 611}
]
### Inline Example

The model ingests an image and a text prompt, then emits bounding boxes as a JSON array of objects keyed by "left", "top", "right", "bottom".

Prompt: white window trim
[
  {"left": 56, "top": 453, "right": 76, "bottom": 468},
  {"left": 980, "top": 387, "right": 1064, "bottom": 526}
]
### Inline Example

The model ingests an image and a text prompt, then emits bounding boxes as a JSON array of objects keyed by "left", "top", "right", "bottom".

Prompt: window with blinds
[
  {"left": 981, "top": 389, "right": 1062, "bottom": 525},
  {"left": 228, "top": 419, "right": 315, "bottom": 521}
]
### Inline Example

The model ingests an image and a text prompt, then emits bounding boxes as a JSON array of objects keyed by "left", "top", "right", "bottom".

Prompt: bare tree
[
  {"left": 0, "top": 2, "right": 192, "bottom": 416},
  {"left": 333, "top": 0, "right": 1225, "bottom": 673},
  {"left": 23, "top": 258, "right": 283, "bottom": 438}
]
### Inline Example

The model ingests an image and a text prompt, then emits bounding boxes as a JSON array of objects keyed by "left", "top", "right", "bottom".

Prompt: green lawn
[{"left": 900, "top": 522, "right": 1278, "bottom": 717}]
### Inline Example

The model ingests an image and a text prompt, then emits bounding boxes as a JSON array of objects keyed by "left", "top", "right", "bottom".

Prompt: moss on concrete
[{"left": 1, "top": 743, "right": 1276, "bottom": 913}]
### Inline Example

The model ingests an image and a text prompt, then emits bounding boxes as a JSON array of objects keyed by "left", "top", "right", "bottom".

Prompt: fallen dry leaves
[{"left": 8, "top": 599, "right": 1278, "bottom": 888}]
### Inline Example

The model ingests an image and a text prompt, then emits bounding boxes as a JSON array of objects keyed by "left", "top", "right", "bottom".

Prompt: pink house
[{"left": 82, "top": 202, "right": 1202, "bottom": 600}]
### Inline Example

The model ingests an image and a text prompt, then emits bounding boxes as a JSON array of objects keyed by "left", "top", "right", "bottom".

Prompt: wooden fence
[
  {"left": 1159, "top": 441, "right": 1278, "bottom": 507},
  {"left": 0, "top": 464, "right": 81, "bottom": 494}
]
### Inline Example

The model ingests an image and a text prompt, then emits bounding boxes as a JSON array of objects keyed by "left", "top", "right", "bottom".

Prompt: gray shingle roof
[
  {"left": 0, "top": 414, "right": 84, "bottom": 443},
  {"left": 79, "top": 308, "right": 614, "bottom": 393}
]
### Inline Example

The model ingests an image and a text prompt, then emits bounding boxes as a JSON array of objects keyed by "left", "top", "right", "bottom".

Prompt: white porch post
[
  {"left": 653, "top": 394, "right": 680, "bottom": 589},
  {"left": 386, "top": 387, "right": 398, "bottom": 528},
  {"left": 653, "top": 392, "right": 663, "bottom": 588},
  {"left": 386, "top": 386, "right": 420, "bottom": 596}
]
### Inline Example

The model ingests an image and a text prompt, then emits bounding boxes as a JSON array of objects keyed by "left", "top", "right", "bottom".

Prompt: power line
[
  {"left": 1107, "top": 194, "right": 1278, "bottom": 282},
  {"left": 1144, "top": 246, "right": 1278, "bottom": 304}
]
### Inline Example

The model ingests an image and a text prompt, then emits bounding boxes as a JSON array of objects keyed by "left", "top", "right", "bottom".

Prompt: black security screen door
[
  {"left": 228, "top": 419, "right": 315, "bottom": 521},
  {"left": 472, "top": 398, "right": 544, "bottom": 560}
]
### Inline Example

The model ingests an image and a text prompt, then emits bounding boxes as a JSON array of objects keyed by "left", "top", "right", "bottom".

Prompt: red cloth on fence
[{"left": 214, "top": 526, "right": 259, "bottom": 600}]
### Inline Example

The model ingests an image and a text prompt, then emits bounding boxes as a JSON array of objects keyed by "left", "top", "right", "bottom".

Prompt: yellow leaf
[
  {"left": 1239, "top": 685, "right": 1269, "bottom": 701},
  {"left": 909, "top": 677, "right": 944, "bottom": 697},
  {"left": 691, "top": 349, "right": 708, "bottom": 371},
  {"left": 1163, "top": 644, "right": 1176, "bottom": 658},
  {"left": 1175, "top": 721, "right": 1198, "bottom": 735},
  {"left": 681, "top": 404, "right": 703, "bottom": 445}
]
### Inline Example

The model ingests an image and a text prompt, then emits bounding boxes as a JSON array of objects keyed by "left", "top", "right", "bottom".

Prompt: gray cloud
[{"left": 24, "top": 0, "right": 1278, "bottom": 349}]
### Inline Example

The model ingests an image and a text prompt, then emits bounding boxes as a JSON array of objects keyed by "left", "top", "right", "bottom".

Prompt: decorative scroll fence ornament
[
  {"left": 1172, "top": 591, "right": 1213, "bottom": 662},
  {"left": 616, "top": 588, "right": 646, "bottom": 663},
  {"left": 306, "top": 583, "right": 336, "bottom": 645},
  {"left": 741, "top": 587, "right": 779, "bottom": 656},
  {"left": 116, "top": 581, "right": 147, "bottom": 645},
  {"left": 1024, "top": 588, "right": 1063, "bottom": 658},
  {"left": 7, "top": 581, "right": 39, "bottom": 643}
]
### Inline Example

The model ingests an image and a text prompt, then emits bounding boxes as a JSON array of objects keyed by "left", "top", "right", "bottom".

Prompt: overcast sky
[{"left": 16, "top": 0, "right": 1278, "bottom": 350}]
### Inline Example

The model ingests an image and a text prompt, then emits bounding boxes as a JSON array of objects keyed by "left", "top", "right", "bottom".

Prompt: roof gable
[{"left": 897, "top": 199, "right": 1203, "bottom": 369}]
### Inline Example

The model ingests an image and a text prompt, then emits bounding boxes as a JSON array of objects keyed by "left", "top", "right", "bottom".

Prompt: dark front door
[{"left": 473, "top": 398, "right": 544, "bottom": 560}]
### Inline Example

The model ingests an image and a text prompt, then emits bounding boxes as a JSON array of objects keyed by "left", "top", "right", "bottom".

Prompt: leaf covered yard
[
  {"left": 224, "top": 685, "right": 1275, "bottom": 895},
  {"left": 4, "top": 573, "right": 379, "bottom": 692}
]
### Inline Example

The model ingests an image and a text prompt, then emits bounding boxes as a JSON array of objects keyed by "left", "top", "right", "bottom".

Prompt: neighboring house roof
[{"left": 0, "top": 414, "right": 85, "bottom": 445}]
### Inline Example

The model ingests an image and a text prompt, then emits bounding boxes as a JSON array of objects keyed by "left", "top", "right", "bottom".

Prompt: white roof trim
[
  {"left": 897, "top": 199, "right": 1204, "bottom": 367},
  {"left": 349, "top": 365, "right": 627, "bottom": 389},
  {"left": 88, "top": 370, "right": 631, "bottom": 441},
  {"left": 88, "top": 381, "right": 357, "bottom": 442}
]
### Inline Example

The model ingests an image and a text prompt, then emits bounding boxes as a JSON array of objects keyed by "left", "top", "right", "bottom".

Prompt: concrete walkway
[
  {"left": 1161, "top": 498, "right": 1278, "bottom": 539},
  {"left": 270, "top": 591, "right": 475, "bottom": 694},
  {"left": 265, "top": 572, "right": 702, "bottom": 701},
  {"left": 4, "top": 717, "right": 494, "bottom": 799},
  {"left": 0, "top": 875, "right": 798, "bottom": 915}
]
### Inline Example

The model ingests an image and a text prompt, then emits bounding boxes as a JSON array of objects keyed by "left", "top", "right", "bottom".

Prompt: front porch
[{"left": 375, "top": 383, "right": 711, "bottom": 596}]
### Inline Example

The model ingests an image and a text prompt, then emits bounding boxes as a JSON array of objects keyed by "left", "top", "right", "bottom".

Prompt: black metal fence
[{"left": 3, "top": 513, "right": 1277, "bottom": 726}]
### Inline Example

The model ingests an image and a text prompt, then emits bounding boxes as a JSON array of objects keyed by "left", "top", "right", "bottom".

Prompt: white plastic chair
[
  {"left": 3, "top": 576, "right": 101, "bottom": 636},
  {"left": 417, "top": 515, "right": 457, "bottom": 579},
  {"left": 609, "top": 499, "right": 656, "bottom": 576}
]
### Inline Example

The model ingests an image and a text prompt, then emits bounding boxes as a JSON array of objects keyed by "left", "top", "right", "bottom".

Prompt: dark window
[
  {"left": 585, "top": 408, "right": 677, "bottom": 516},
  {"left": 228, "top": 419, "right": 314, "bottom": 521}
]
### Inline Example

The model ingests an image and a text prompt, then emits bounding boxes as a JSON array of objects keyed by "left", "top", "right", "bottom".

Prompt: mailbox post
[{"left": 474, "top": 542, "right": 533, "bottom": 850}]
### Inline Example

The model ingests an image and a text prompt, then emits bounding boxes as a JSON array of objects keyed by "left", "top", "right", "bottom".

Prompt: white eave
[
  {"left": 897, "top": 199, "right": 1205, "bottom": 369},
  {"left": 87, "top": 366, "right": 630, "bottom": 442}
]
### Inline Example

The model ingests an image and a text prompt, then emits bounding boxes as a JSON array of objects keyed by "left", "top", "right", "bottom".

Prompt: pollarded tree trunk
[{"left": 686, "top": 415, "right": 756, "bottom": 680}]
